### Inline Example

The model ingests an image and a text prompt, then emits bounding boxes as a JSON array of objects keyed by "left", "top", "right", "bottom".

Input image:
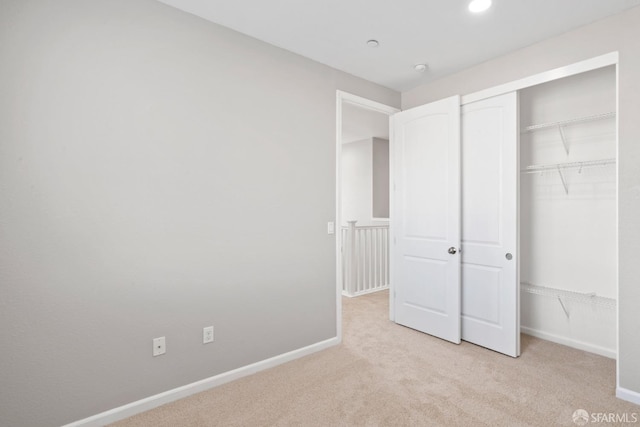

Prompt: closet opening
[
  {"left": 389, "top": 54, "right": 618, "bottom": 361},
  {"left": 518, "top": 65, "right": 617, "bottom": 359}
]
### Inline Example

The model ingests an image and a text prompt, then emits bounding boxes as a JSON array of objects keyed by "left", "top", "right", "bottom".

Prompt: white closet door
[
  {"left": 391, "top": 95, "right": 461, "bottom": 344},
  {"left": 461, "top": 92, "right": 519, "bottom": 357}
]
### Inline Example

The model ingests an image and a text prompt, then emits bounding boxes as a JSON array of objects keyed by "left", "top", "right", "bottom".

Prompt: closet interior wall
[{"left": 519, "top": 65, "right": 617, "bottom": 358}]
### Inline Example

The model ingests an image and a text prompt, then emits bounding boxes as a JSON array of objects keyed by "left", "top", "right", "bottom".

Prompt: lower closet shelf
[{"left": 520, "top": 282, "right": 616, "bottom": 309}]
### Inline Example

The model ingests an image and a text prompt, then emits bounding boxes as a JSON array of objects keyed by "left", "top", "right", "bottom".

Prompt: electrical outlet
[
  {"left": 203, "top": 326, "right": 214, "bottom": 344},
  {"left": 153, "top": 336, "right": 166, "bottom": 356}
]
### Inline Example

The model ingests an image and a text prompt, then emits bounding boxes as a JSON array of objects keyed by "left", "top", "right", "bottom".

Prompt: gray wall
[
  {"left": 372, "top": 138, "right": 390, "bottom": 219},
  {"left": 341, "top": 138, "right": 373, "bottom": 225},
  {"left": 0, "top": 1, "right": 399, "bottom": 426},
  {"left": 403, "top": 6, "right": 640, "bottom": 397}
]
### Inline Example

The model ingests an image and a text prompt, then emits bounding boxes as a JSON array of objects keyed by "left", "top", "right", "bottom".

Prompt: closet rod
[{"left": 522, "top": 111, "right": 615, "bottom": 133}]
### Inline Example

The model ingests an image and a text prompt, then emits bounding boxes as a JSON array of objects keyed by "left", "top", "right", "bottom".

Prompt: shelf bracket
[
  {"left": 557, "top": 296, "right": 570, "bottom": 319},
  {"left": 556, "top": 165, "right": 568, "bottom": 194},
  {"left": 557, "top": 125, "right": 570, "bottom": 154}
]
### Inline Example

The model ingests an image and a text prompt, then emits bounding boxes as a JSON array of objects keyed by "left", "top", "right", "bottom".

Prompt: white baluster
[{"left": 346, "top": 221, "right": 357, "bottom": 296}]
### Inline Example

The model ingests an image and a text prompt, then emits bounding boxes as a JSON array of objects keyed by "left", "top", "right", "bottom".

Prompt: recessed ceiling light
[
  {"left": 414, "top": 64, "right": 428, "bottom": 72},
  {"left": 366, "top": 39, "right": 379, "bottom": 48},
  {"left": 468, "top": 0, "right": 492, "bottom": 13}
]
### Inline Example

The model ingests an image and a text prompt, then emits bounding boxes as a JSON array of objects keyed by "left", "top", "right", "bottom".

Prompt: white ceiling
[{"left": 157, "top": 0, "right": 640, "bottom": 92}]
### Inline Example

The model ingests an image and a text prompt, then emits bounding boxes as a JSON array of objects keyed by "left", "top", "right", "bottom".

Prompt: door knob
[
  {"left": 505, "top": 253, "right": 513, "bottom": 260},
  {"left": 448, "top": 247, "right": 457, "bottom": 255}
]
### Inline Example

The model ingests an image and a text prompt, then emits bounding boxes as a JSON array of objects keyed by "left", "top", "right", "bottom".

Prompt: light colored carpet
[{"left": 111, "top": 291, "right": 638, "bottom": 426}]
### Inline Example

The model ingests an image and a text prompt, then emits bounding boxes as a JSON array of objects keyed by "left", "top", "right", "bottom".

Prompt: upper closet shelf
[
  {"left": 522, "top": 111, "right": 616, "bottom": 155},
  {"left": 521, "top": 111, "right": 615, "bottom": 133}
]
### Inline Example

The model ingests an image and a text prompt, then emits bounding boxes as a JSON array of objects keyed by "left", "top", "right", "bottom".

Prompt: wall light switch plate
[
  {"left": 153, "top": 337, "right": 166, "bottom": 357},
  {"left": 327, "top": 221, "right": 335, "bottom": 235}
]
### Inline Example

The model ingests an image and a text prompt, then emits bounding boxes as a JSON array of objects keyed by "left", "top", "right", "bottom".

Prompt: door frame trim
[
  {"left": 336, "top": 91, "right": 399, "bottom": 342},
  {"left": 462, "top": 52, "right": 618, "bottom": 105}
]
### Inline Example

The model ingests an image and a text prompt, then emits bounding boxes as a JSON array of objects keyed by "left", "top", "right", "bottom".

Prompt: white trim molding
[
  {"left": 337, "top": 90, "right": 401, "bottom": 115},
  {"left": 63, "top": 337, "right": 339, "bottom": 427},
  {"left": 616, "top": 387, "right": 640, "bottom": 406},
  {"left": 335, "top": 90, "right": 399, "bottom": 343},
  {"left": 462, "top": 52, "right": 618, "bottom": 105},
  {"left": 521, "top": 327, "right": 616, "bottom": 360},
  {"left": 342, "top": 285, "right": 389, "bottom": 298}
]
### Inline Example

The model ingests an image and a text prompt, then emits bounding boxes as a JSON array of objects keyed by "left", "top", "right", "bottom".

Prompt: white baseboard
[
  {"left": 63, "top": 337, "right": 340, "bottom": 427},
  {"left": 342, "top": 285, "right": 389, "bottom": 298},
  {"left": 521, "top": 326, "right": 616, "bottom": 359},
  {"left": 616, "top": 387, "right": 640, "bottom": 406}
]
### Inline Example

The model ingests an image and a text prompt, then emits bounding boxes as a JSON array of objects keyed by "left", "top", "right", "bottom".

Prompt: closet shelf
[
  {"left": 521, "top": 158, "right": 615, "bottom": 194},
  {"left": 521, "top": 158, "right": 616, "bottom": 174},
  {"left": 522, "top": 111, "right": 616, "bottom": 133},
  {"left": 521, "top": 282, "right": 616, "bottom": 312}
]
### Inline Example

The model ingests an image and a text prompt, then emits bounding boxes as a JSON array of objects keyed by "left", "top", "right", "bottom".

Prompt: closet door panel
[
  {"left": 461, "top": 264, "right": 501, "bottom": 324},
  {"left": 461, "top": 92, "right": 519, "bottom": 357},
  {"left": 391, "top": 95, "right": 461, "bottom": 344}
]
